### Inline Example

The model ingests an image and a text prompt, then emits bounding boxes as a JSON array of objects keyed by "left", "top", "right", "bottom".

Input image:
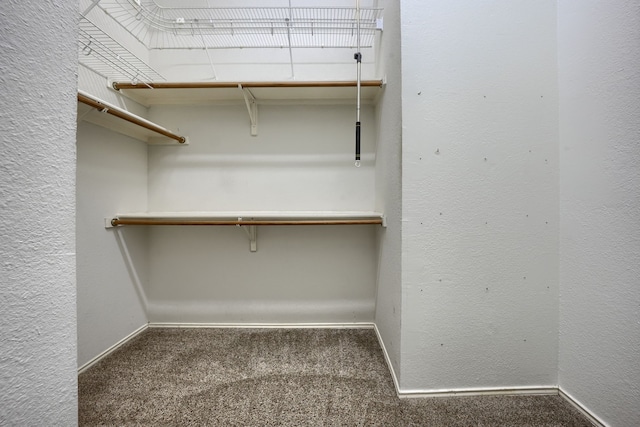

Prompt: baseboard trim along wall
[
  {"left": 147, "top": 322, "right": 376, "bottom": 329},
  {"left": 372, "top": 324, "right": 401, "bottom": 394},
  {"left": 78, "top": 323, "right": 148, "bottom": 374},
  {"left": 558, "top": 388, "right": 606, "bottom": 427},
  {"left": 398, "top": 387, "right": 559, "bottom": 399}
]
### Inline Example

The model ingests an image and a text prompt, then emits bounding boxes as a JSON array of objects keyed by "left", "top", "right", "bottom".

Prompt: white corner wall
[
  {"left": 558, "top": 1, "right": 640, "bottom": 425},
  {"left": 399, "top": 0, "right": 559, "bottom": 392},
  {"left": 76, "top": 122, "right": 148, "bottom": 367},
  {"left": 374, "top": 0, "right": 403, "bottom": 383},
  {"left": 0, "top": 2, "right": 78, "bottom": 425}
]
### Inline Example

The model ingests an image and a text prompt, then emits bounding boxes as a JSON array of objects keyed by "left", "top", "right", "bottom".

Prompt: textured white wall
[
  {"left": 76, "top": 122, "right": 149, "bottom": 367},
  {"left": 558, "top": 1, "right": 640, "bottom": 425},
  {"left": 0, "top": 1, "right": 78, "bottom": 425},
  {"left": 147, "top": 225, "right": 377, "bottom": 323},
  {"left": 148, "top": 104, "right": 375, "bottom": 212},
  {"left": 374, "top": 0, "right": 403, "bottom": 383},
  {"left": 144, "top": 103, "right": 378, "bottom": 323},
  {"left": 151, "top": 47, "right": 378, "bottom": 82},
  {"left": 399, "top": 0, "right": 559, "bottom": 391}
]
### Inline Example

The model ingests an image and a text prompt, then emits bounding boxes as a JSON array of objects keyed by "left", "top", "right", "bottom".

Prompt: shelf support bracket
[
  {"left": 238, "top": 84, "right": 258, "bottom": 136},
  {"left": 237, "top": 219, "right": 257, "bottom": 252}
]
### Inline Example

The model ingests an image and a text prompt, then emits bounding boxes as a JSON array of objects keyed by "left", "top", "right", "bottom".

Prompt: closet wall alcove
[{"left": 76, "top": 0, "right": 398, "bottom": 370}]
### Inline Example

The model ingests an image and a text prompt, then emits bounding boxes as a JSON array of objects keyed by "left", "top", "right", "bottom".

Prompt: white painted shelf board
[
  {"left": 112, "top": 81, "right": 384, "bottom": 106},
  {"left": 78, "top": 102, "right": 154, "bottom": 142},
  {"left": 77, "top": 91, "right": 187, "bottom": 145},
  {"left": 107, "top": 211, "right": 385, "bottom": 251},
  {"left": 113, "top": 211, "right": 384, "bottom": 220}
]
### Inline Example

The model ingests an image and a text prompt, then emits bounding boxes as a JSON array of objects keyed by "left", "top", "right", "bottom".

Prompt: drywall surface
[
  {"left": 374, "top": 0, "right": 403, "bottom": 383},
  {"left": 145, "top": 103, "right": 378, "bottom": 323},
  {"left": 0, "top": 1, "right": 78, "bottom": 425},
  {"left": 76, "top": 122, "right": 148, "bottom": 367},
  {"left": 399, "top": 0, "right": 559, "bottom": 391},
  {"left": 151, "top": 47, "right": 378, "bottom": 83},
  {"left": 148, "top": 104, "right": 376, "bottom": 212},
  {"left": 558, "top": 2, "right": 640, "bottom": 425},
  {"left": 147, "top": 225, "right": 377, "bottom": 323}
]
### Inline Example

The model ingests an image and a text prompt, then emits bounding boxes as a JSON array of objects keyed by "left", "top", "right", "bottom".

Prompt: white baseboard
[
  {"left": 78, "top": 323, "right": 148, "bottom": 374},
  {"left": 372, "top": 324, "right": 401, "bottom": 394},
  {"left": 559, "top": 388, "right": 606, "bottom": 427},
  {"left": 147, "top": 322, "right": 375, "bottom": 329},
  {"left": 398, "top": 386, "right": 558, "bottom": 398}
]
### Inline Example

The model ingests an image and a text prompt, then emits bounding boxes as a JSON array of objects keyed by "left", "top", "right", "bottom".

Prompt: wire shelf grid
[
  {"left": 98, "top": 0, "right": 383, "bottom": 49},
  {"left": 79, "top": 16, "right": 165, "bottom": 82}
]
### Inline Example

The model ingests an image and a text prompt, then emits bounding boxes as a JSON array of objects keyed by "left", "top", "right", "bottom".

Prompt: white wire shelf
[
  {"left": 97, "top": 1, "right": 383, "bottom": 50},
  {"left": 79, "top": 15, "right": 165, "bottom": 82}
]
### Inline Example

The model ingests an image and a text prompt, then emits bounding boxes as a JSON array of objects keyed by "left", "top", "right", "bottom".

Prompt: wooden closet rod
[
  {"left": 111, "top": 218, "right": 383, "bottom": 227},
  {"left": 77, "top": 91, "right": 186, "bottom": 143},
  {"left": 112, "top": 80, "right": 383, "bottom": 90}
]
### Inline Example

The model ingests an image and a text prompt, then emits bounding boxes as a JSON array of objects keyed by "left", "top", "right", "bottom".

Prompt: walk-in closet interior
[
  {"left": 77, "top": 0, "right": 390, "bottom": 367},
  {"left": 67, "top": 1, "right": 639, "bottom": 425}
]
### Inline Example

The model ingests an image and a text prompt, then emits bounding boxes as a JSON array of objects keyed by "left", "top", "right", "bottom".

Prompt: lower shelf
[
  {"left": 107, "top": 211, "right": 385, "bottom": 227},
  {"left": 106, "top": 211, "right": 385, "bottom": 252}
]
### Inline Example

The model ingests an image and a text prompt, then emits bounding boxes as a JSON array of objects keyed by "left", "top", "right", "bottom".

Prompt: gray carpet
[{"left": 79, "top": 328, "right": 592, "bottom": 426}]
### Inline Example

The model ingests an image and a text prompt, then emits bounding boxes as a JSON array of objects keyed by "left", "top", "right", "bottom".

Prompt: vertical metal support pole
[
  {"left": 354, "top": 0, "right": 362, "bottom": 167},
  {"left": 287, "top": 0, "right": 295, "bottom": 79}
]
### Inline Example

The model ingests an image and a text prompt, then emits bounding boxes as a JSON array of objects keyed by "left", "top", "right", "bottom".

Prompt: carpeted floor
[{"left": 79, "top": 328, "right": 592, "bottom": 426}]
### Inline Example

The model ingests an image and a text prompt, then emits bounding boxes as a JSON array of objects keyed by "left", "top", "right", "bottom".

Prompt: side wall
[
  {"left": 374, "top": 0, "right": 403, "bottom": 383},
  {"left": 558, "top": 1, "right": 640, "bottom": 425},
  {"left": 399, "top": 0, "right": 559, "bottom": 391},
  {"left": 0, "top": 2, "right": 78, "bottom": 424},
  {"left": 76, "top": 122, "right": 149, "bottom": 367}
]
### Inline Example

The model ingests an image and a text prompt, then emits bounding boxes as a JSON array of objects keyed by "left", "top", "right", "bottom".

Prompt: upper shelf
[
  {"left": 112, "top": 80, "right": 384, "bottom": 106},
  {"left": 97, "top": 2, "right": 383, "bottom": 50}
]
